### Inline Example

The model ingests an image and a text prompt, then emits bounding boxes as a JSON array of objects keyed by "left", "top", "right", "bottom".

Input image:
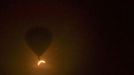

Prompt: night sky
[{"left": 0, "top": 0, "right": 130, "bottom": 75}]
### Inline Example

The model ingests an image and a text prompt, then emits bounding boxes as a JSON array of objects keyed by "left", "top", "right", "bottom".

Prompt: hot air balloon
[{"left": 25, "top": 27, "right": 52, "bottom": 60}]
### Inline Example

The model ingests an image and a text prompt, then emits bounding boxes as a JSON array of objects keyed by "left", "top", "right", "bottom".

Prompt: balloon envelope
[{"left": 25, "top": 27, "right": 52, "bottom": 57}]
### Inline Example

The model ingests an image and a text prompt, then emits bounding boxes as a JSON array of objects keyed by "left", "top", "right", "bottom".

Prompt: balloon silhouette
[{"left": 25, "top": 27, "right": 52, "bottom": 59}]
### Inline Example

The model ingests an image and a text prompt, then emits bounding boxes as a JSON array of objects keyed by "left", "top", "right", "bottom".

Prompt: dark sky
[{"left": 0, "top": 0, "right": 130, "bottom": 75}]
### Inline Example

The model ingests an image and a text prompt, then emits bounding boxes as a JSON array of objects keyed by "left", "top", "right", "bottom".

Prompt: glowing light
[{"left": 37, "top": 60, "right": 46, "bottom": 66}]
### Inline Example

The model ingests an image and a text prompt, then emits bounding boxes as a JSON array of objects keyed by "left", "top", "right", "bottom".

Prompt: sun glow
[{"left": 37, "top": 60, "right": 46, "bottom": 66}]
